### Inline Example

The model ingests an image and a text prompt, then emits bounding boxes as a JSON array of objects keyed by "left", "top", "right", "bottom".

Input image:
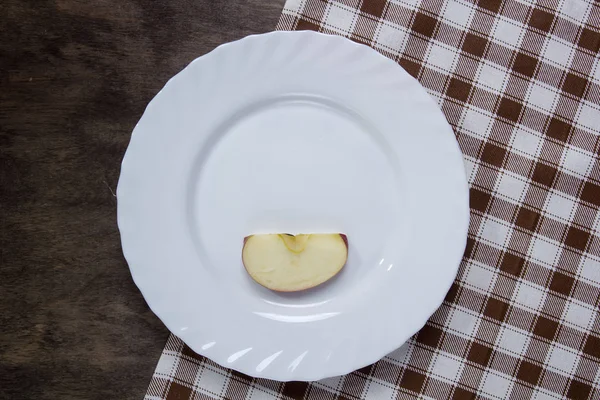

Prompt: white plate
[{"left": 117, "top": 31, "right": 469, "bottom": 381}]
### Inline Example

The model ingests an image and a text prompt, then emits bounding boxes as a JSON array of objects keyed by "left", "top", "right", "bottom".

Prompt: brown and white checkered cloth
[{"left": 145, "top": 0, "right": 600, "bottom": 399}]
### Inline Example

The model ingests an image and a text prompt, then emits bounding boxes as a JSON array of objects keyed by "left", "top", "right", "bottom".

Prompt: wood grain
[{"left": 0, "top": 0, "right": 284, "bottom": 398}]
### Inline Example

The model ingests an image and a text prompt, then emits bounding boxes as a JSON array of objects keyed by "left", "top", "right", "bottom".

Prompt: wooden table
[{"left": 1, "top": 1, "right": 284, "bottom": 398}]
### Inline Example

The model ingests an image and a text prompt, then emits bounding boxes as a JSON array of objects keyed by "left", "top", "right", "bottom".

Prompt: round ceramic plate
[{"left": 117, "top": 31, "right": 469, "bottom": 381}]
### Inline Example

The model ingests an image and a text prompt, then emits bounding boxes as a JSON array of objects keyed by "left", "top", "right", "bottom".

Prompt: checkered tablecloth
[{"left": 145, "top": 0, "right": 600, "bottom": 399}]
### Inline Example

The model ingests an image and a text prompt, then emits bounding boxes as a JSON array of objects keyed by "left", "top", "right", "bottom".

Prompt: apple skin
[
  {"left": 242, "top": 233, "right": 348, "bottom": 292},
  {"left": 340, "top": 234, "right": 348, "bottom": 248}
]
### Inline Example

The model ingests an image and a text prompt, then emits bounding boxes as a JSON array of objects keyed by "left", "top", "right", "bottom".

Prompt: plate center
[{"left": 189, "top": 95, "right": 402, "bottom": 308}]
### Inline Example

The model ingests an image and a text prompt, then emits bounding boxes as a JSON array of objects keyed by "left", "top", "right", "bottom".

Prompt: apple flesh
[{"left": 242, "top": 233, "right": 348, "bottom": 292}]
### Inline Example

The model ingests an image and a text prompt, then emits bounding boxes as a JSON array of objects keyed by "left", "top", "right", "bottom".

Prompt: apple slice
[{"left": 242, "top": 233, "right": 348, "bottom": 292}]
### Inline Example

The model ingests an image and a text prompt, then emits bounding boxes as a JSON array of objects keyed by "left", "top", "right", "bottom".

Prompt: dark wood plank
[{"left": 0, "top": 0, "right": 285, "bottom": 398}]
